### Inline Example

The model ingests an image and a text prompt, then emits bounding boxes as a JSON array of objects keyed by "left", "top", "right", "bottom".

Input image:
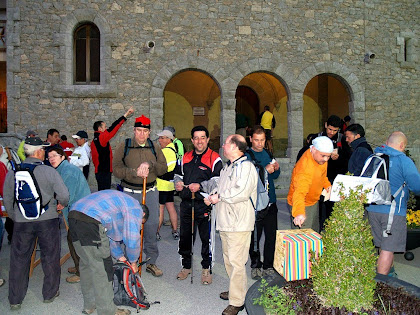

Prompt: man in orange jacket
[{"left": 287, "top": 136, "right": 333, "bottom": 232}]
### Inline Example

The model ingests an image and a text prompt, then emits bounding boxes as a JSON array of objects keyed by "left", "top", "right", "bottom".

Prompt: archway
[
  {"left": 303, "top": 74, "right": 351, "bottom": 139},
  {"left": 236, "top": 72, "right": 288, "bottom": 156},
  {"left": 163, "top": 70, "right": 221, "bottom": 152}
]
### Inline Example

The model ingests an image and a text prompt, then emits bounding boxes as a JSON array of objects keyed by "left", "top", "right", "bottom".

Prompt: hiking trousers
[
  {"left": 69, "top": 214, "right": 116, "bottom": 315},
  {"left": 179, "top": 201, "right": 211, "bottom": 269},
  {"left": 249, "top": 203, "right": 278, "bottom": 269},
  {"left": 9, "top": 218, "right": 61, "bottom": 305}
]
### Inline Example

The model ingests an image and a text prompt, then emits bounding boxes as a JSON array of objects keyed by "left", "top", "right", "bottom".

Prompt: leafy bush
[
  {"left": 311, "top": 185, "right": 377, "bottom": 311},
  {"left": 254, "top": 279, "right": 301, "bottom": 315}
]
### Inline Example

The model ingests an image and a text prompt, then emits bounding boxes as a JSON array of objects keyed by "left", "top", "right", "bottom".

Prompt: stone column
[{"left": 287, "top": 98, "right": 304, "bottom": 161}]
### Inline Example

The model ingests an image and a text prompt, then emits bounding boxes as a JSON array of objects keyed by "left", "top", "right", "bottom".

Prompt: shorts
[
  {"left": 368, "top": 211, "right": 406, "bottom": 252},
  {"left": 159, "top": 190, "right": 174, "bottom": 205}
]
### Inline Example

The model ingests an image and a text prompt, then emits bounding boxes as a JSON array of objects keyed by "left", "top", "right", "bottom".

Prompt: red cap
[{"left": 134, "top": 115, "right": 151, "bottom": 128}]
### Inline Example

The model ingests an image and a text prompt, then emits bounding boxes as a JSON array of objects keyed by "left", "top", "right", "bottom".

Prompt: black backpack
[{"left": 112, "top": 261, "right": 150, "bottom": 311}]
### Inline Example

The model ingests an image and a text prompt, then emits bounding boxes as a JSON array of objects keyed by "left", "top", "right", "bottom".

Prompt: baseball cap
[
  {"left": 157, "top": 129, "right": 174, "bottom": 140},
  {"left": 26, "top": 130, "right": 38, "bottom": 137},
  {"left": 24, "top": 137, "right": 50, "bottom": 146},
  {"left": 72, "top": 130, "right": 88, "bottom": 139}
]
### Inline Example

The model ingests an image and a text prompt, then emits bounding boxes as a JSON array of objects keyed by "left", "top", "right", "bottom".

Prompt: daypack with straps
[
  {"left": 14, "top": 163, "right": 49, "bottom": 220},
  {"left": 112, "top": 261, "right": 150, "bottom": 311},
  {"left": 122, "top": 138, "right": 156, "bottom": 165},
  {"left": 246, "top": 149, "right": 270, "bottom": 220},
  {"left": 331, "top": 153, "right": 405, "bottom": 237}
]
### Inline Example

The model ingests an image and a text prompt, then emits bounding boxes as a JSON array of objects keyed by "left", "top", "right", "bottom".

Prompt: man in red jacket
[{"left": 91, "top": 107, "right": 134, "bottom": 191}]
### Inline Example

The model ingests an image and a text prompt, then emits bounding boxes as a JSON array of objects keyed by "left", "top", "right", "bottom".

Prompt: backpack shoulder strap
[
  {"left": 147, "top": 138, "right": 157, "bottom": 159},
  {"left": 122, "top": 138, "right": 132, "bottom": 166}
]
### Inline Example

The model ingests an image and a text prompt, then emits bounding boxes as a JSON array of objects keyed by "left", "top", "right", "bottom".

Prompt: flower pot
[{"left": 406, "top": 228, "right": 420, "bottom": 251}]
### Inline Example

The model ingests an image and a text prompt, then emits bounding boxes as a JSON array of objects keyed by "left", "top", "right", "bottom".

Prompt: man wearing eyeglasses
[{"left": 113, "top": 115, "right": 167, "bottom": 277}]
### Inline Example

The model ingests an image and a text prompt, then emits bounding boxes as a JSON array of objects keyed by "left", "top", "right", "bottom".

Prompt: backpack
[
  {"left": 112, "top": 261, "right": 150, "bottom": 311},
  {"left": 246, "top": 150, "right": 270, "bottom": 220},
  {"left": 14, "top": 163, "right": 48, "bottom": 220},
  {"left": 122, "top": 138, "right": 156, "bottom": 165},
  {"left": 331, "top": 153, "right": 405, "bottom": 237}
]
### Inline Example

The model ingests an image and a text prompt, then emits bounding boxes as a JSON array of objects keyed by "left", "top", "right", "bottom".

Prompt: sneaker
[
  {"left": 201, "top": 268, "right": 212, "bottom": 285},
  {"left": 172, "top": 230, "right": 179, "bottom": 240},
  {"left": 176, "top": 268, "right": 191, "bottom": 280},
  {"left": 82, "top": 308, "right": 96, "bottom": 315},
  {"left": 156, "top": 232, "right": 161, "bottom": 241},
  {"left": 388, "top": 266, "right": 398, "bottom": 278},
  {"left": 262, "top": 268, "right": 276, "bottom": 277},
  {"left": 43, "top": 290, "right": 60, "bottom": 303},
  {"left": 251, "top": 267, "right": 262, "bottom": 280},
  {"left": 0, "top": 278, "right": 5, "bottom": 287},
  {"left": 66, "top": 275, "right": 80, "bottom": 283},
  {"left": 10, "top": 304, "right": 21, "bottom": 311},
  {"left": 146, "top": 264, "right": 163, "bottom": 277},
  {"left": 67, "top": 266, "right": 77, "bottom": 274},
  {"left": 219, "top": 291, "right": 229, "bottom": 300},
  {"left": 115, "top": 309, "right": 131, "bottom": 315}
]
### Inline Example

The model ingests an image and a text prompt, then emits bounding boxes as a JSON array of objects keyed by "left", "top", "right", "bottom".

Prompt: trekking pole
[
  {"left": 191, "top": 191, "right": 195, "bottom": 284},
  {"left": 139, "top": 177, "right": 147, "bottom": 277}
]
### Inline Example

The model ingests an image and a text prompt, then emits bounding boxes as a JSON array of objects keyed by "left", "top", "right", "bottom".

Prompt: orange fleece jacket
[{"left": 287, "top": 149, "right": 331, "bottom": 218}]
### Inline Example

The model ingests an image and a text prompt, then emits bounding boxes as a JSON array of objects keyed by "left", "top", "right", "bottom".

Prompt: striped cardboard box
[{"left": 273, "top": 229, "right": 323, "bottom": 281}]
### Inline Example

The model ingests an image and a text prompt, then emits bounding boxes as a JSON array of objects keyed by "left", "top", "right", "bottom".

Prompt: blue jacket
[
  {"left": 367, "top": 145, "right": 420, "bottom": 216},
  {"left": 245, "top": 149, "right": 280, "bottom": 203},
  {"left": 56, "top": 160, "right": 91, "bottom": 220},
  {"left": 348, "top": 137, "right": 373, "bottom": 176}
]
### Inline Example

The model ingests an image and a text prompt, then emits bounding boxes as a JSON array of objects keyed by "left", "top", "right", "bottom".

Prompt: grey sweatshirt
[{"left": 3, "top": 157, "right": 69, "bottom": 222}]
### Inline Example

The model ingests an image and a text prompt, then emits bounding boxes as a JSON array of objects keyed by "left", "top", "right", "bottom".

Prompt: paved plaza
[{"left": 0, "top": 199, "right": 419, "bottom": 315}]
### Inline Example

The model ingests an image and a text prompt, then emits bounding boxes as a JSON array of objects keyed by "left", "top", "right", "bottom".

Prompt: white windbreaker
[{"left": 214, "top": 155, "right": 258, "bottom": 232}]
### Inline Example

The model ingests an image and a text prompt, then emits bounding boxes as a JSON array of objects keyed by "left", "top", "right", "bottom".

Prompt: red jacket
[{"left": 91, "top": 116, "right": 127, "bottom": 173}]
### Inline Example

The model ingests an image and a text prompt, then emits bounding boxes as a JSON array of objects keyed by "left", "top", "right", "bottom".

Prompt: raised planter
[{"left": 245, "top": 272, "right": 420, "bottom": 315}]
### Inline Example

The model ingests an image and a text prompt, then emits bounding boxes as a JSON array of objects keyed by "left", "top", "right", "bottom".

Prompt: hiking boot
[
  {"left": 156, "top": 232, "right": 161, "bottom": 241},
  {"left": 262, "top": 268, "right": 276, "bottom": 277},
  {"left": 201, "top": 268, "right": 212, "bottom": 285},
  {"left": 219, "top": 291, "right": 229, "bottom": 300},
  {"left": 43, "top": 290, "right": 60, "bottom": 303},
  {"left": 388, "top": 266, "right": 398, "bottom": 278},
  {"left": 66, "top": 275, "right": 80, "bottom": 283},
  {"left": 172, "top": 230, "right": 179, "bottom": 240},
  {"left": 176, "top": 268, "right": 191, "bottom": 280},
  {"left": 222, "top": 304, "right": 245, "bottom": 315},
  {"left": 82, "top": 308, "right": 96, "bottom": 315},
  {"left": 146, "top": 264, "right": 163, "bottom": 277},
  {"left": 68, "top": 266, "right": 77, "bottom": 274},
  {"left": 251, "top": 267, "right": 262, "bottom": 280},
  {"left": 115, "top": 309, "right": 131, "bottom": 315},
  {"left": 10, "top": 304, "right": 21, "bottom": 311}
]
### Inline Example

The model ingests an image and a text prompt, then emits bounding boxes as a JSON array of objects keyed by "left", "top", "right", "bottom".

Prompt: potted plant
[{"left": 405, "top": 192, "right": 420, "bottom": 260}]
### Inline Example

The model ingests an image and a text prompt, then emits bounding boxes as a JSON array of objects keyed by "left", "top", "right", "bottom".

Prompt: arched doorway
[
  {"left": 235, "top": 72, "right": 288, "bottom": 156},
  {"left": 303, "top": 74, "right": 350, "bottom": 139},
  {"left": 163, "top": 70, "right": 221, "bottom": 152}
]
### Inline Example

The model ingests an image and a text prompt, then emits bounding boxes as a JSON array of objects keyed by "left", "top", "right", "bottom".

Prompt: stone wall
[{"left": 4, "top": 0, "right": 419, "bottom": 189}]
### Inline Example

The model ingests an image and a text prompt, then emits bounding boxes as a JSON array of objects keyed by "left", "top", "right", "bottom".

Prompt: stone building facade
[{"left": 2, "top": 0, "right": 419, "bottom": 189}]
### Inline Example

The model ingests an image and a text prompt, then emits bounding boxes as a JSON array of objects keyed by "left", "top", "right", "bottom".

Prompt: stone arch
[
  {"left": 295, "top": 61, "right": 365, "bottom": 125},
  {"left": 52, "top": 9, "right": 116, "bottom": 97},
  {"left": 149, "top": 54, "right": 224, "bottom": 136},
  {"left": 286, "top": 61, "right": 366, "bottom": 159},
  {"left": 226, "top": 57, "right": 295, "bottom": 155}
]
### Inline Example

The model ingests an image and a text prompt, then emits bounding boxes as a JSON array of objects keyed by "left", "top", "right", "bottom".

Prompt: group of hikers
[{"left": 0, "top": 108, "right": 419, "bottom": 315}]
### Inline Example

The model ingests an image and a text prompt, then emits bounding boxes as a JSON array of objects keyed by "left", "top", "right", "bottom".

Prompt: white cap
[
  {"left": 156, "top": 129, "right": 174, "bottom": 140},
  {"left": 311, "top": 136, "right": 334, "bottom": 153}
]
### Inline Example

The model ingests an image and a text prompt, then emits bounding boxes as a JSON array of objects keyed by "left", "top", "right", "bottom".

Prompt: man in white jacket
[
  {"left": 70, "top": 130, "right": 91, "bottom": 179},
  {"left": 207, "top": 134, "right": 258, "bottom": 315}
]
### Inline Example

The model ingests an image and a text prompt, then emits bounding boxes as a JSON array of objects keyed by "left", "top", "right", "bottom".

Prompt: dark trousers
[
  {"left": 179, "top": 201, "right": 211, "bottom": 269},
  {"left": 5, "top": 217, "right": 14, "bottom": 242},
  {"left": 9, "top": 218, "right": 61, "bottom": 305},
  {"left": 95, "top": 172, "right": 111, "bottom": 191},
  {"left": 83, "top": 164, "right": 90, "bottom": 180},
  {"left": 249, "top": 203, "right": 278, "bottom": 269},
  {"left": 319, "top": 199, "right": 334, "bottom": 232},
  {"left": 67, "top": 231, "right": 80, "bottom": 276}
]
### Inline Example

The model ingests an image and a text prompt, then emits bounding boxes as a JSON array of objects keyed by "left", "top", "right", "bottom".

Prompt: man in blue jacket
[
  {"left": 367, "top": 131, "right": 420, "bottom": 276},
  {"left": 345, "top": 123, "right": 373, "bottom": 175},
  {"left": 246, "top": 125, "right": 280, "bottom": 279}
]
